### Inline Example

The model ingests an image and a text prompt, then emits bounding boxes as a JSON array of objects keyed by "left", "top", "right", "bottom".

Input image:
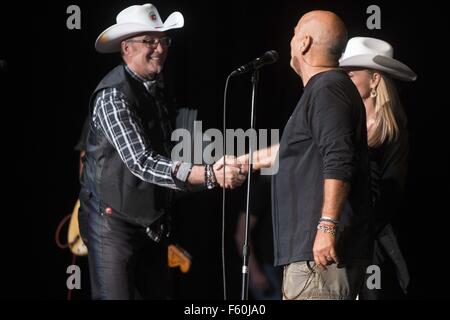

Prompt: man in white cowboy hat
[
  {"left": 340, "top": 37, "right": 416, "bottom": 299},
  {"left": 78, "top": 3, "right": 246, "bottom": 300}
]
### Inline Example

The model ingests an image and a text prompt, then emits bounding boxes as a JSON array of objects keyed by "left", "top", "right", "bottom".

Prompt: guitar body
[{"left": 68, "top": 199, "right": 88, "bottom": 256}]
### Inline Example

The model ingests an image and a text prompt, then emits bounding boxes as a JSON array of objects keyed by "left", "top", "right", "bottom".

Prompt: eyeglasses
[{"left": 126, "top": 37, "right": 172, "bottom": 48}]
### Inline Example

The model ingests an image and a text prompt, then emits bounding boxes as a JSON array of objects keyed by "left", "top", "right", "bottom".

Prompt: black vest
[{"left": 82, "top": 65, "right": 173, "bottom": 227}]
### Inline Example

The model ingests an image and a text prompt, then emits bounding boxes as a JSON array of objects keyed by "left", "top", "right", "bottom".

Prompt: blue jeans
[{"left": 78, "top": 188, "right": 168, "bottom": 300}]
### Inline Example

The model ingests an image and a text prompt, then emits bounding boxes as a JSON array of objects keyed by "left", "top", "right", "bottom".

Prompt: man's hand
[
  {"left": 312, "top": 222, "right": 338, "bottom": 269},
  {"left": 213, "top": 155, "right": 247, "bottom": 189},
  {"left": 236, "top": 144, "right": 279, "bottom": 173},
  {"left": 236, "top": 154, "right": 250, "bottom": 175}
]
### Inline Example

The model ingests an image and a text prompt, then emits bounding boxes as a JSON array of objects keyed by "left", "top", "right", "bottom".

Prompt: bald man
[{"left": 240, "top": 11, "right": 373, "bottom": 300}]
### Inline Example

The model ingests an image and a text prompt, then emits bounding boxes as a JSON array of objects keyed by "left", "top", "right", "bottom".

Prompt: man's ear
[
  {"left": 121, "top": 41, "right": 129, "bottom": 57},
  {"left": 300, "top": 35, "right": 312, "bottom": 54}
]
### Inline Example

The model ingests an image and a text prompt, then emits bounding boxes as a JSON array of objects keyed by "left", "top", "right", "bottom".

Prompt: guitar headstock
[{"left": 168, "top": 244, "right": 192, "bottom": 273}]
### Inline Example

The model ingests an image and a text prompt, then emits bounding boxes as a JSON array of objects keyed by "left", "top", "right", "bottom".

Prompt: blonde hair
[{"left": 368, "top": 72, "right": 407, "bottom": 148}]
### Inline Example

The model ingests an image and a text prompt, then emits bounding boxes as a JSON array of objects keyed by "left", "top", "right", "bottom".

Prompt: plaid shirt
[{"left": 92, "top": 65, "right": 192, "bottom": 190}]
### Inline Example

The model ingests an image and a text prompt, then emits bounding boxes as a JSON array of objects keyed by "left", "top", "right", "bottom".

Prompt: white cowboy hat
[
  {"left": 339, "top": 37, "right": 417, "bottom": 81},
  {"left": 95, "top": 3, "right": 184, "bottom": 53}
]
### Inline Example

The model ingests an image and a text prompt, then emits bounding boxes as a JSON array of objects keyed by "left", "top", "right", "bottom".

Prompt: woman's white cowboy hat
[
  {"left": 95, "top": 3, "right": 184, "bottom": 54},
  {"left": 339, "top": 37, "right": 417, "bottom": 81}
]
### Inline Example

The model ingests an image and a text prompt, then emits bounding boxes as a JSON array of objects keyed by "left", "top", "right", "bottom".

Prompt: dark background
[{"left": 1, "top": 0, "right": 448, "bottom": 299}]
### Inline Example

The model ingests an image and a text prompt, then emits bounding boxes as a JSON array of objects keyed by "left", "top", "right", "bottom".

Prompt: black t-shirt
[{"left": 272, "top": 69, "right": 372, "bottom": 266}]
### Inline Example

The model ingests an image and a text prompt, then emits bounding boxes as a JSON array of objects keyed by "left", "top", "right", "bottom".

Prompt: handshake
[
  {"left": 211, "top": 155, "right": 250, "bottom": 189},
  {"left": 187, "top": 147, "right": 276, "bottom": 190}
]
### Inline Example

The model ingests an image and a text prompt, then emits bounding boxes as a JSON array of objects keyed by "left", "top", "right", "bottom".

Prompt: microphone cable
[{"left": 221, "top": 73, "right": 233, "bottom": 300}]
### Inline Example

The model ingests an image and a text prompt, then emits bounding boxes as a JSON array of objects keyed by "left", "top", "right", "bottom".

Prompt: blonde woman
[{"left": 340, "top": 37, "right": 417, "bottom": 299}]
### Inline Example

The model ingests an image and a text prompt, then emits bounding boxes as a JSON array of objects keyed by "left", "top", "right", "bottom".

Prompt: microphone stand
[{"left": 241, "top": 69, "right": 259, "bottom": 300}]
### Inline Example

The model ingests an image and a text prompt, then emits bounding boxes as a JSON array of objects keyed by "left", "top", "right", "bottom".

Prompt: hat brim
[
  {"left": 95, "top": 12, "right": 184, "bottom": 53},
  {"left": 340, "top": 54, "right": 417, "bottom": 81}
]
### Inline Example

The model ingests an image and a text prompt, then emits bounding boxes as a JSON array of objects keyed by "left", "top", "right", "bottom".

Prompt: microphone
[{"left": 230, "top": 50, "right": 279, "bottom": 76}]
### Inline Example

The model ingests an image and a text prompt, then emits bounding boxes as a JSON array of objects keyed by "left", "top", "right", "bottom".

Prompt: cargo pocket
[{"left": 282, "top": 261, "right": 317, "bottom": 300}]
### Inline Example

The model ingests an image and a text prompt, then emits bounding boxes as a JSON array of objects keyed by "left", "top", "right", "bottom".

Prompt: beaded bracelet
[
  {"left": 205, "top": 165, "right": 217, "bottom": 189},
  {"left": 317, "top": 224, "right": 336, "bottom": 236}
]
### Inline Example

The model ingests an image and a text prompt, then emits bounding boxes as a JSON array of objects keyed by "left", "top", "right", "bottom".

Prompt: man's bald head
[{"left": 295, "top": 10, "right": 347, "bottom": 63}]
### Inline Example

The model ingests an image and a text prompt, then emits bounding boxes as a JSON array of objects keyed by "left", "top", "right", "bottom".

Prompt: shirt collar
[{"left": 124, "top": 65, "right": 164, "bottom": 94}]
